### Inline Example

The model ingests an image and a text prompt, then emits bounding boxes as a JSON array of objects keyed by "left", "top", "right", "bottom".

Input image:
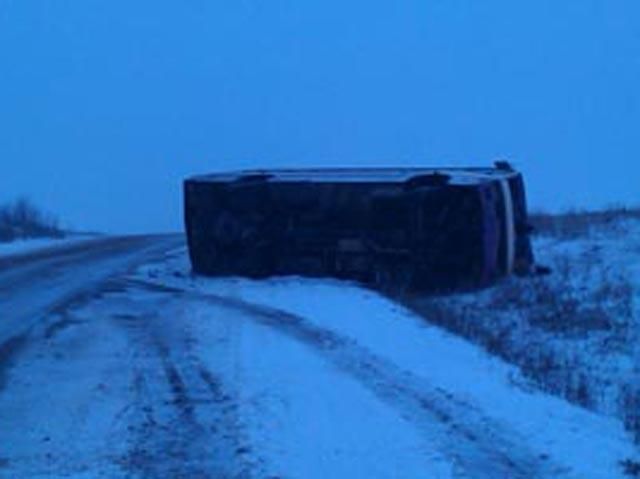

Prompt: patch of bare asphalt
[{"left": 176, "top": 289, "right": 569, "bottom": 479}]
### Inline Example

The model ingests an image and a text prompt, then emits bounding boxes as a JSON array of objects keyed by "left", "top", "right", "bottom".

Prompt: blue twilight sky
[{"left": 1, "top": 1, "right": 639, "bottom": 233}]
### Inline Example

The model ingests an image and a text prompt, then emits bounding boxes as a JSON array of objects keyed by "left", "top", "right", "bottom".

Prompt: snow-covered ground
[
  {"left": 406, "top": 217, "right": 640, "bottom": 445},
  {"left": 2, "top": 231, "right": 638, "bottom": 478},
  {"left": 130, "top": 248, "right": 639, "bottom": 478}
]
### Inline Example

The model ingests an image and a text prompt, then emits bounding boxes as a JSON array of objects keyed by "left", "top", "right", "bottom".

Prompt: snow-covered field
[{"left": 407, "top": 217, "right": 640, "bottom": 449}]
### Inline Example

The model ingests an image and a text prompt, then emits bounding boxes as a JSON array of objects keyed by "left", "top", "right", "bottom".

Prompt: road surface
[{"left": 0, "top": 238, "right": 635, "bottom": 478}]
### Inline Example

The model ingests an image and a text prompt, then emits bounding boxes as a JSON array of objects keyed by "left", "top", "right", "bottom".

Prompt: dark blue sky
[{"left": 1, "top": 1, "right": 638, "bottom": 233}]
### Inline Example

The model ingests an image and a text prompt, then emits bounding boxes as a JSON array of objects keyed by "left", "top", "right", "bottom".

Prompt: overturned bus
[{"left": 184, "top": 162, "right": 535, "bottom": 293}]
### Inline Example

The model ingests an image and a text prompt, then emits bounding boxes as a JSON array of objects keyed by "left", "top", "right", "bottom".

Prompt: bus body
[{"left": 184, "top": 163, "right": 534, "bottom": 292}]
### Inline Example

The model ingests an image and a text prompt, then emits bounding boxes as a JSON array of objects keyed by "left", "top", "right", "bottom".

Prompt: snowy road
[
  {"left": 0, "top": 235, "right": 183, "bottom": 346},
  {"left": 0, "top": 241, "right": 637, "bottom": 478}
]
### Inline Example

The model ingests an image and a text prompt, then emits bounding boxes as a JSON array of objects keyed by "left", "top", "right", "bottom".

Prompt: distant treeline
[{"left": 0, "top": 198, "right": 64, "bottom": 242}]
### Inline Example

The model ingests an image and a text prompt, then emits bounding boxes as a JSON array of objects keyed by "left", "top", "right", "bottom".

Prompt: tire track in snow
[
  {"left": 0, "top": 332, "right": 30, "bottom": 392},
  {"left": 107, "top": 291, "right": 256, "bottom": 479},
  {"left": 149, "top": 285, "right": 573, "bottom": 479}
]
